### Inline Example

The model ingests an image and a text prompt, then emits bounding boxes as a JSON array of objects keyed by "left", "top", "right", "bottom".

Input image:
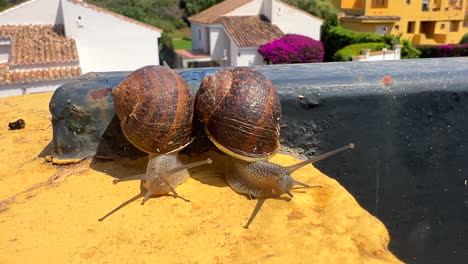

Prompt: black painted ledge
[{"left": 50, "top": 57, "right": 468, "bottom": 264}]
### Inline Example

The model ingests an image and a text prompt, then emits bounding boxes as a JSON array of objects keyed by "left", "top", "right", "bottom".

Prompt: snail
[
  {"left": 195, "top": 67, "right": 354, "bottom": 228},
  {"left": 99, "top": 65, "right": 211, "bottom": 221}
]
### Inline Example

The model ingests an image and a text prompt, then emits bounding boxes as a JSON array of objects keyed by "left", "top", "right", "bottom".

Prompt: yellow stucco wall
[{"left": 335, "top": 0, "right": 468, "bottom": 44}]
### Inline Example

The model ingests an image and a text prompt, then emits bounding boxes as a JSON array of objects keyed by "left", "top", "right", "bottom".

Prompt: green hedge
[
  {"left": 322, "top": 26, "right": 386, "bottom": 61},
  {"left": 322, "top": 26, "right": 421, "bottom": 61},
  {"left": 333, "top": 42, "right": 390, "bottom": 61},
  {"left": 460, "top": 33, "right": 468, "bottom": 44}
]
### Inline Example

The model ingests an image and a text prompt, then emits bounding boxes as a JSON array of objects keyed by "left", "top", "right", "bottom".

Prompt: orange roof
[
  {"left": 66, "top": 0, "right": 162, "bottom": 32},
  {"left": 188, "top": 0, "right": 323, "bottom": 24},
  {"left": 0, "top": 66, "right": 82, "bottom": 85},
  {"left": 189, "top": 0, "right": 253, "bottom": 24},
  {"left": 215, "top": 15, "right": 284, "bottom": 47},
  {"left": 175, "top": 49, "right": 210, "bottom": 59},
  {"left": 0, "top": 25, "right": 79, "bottom": 66}
]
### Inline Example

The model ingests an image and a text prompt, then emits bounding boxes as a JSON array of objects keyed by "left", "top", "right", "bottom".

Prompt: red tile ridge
[
  {"left": 0, "top": 66, "right": 82, "bottom": 85},
  {"left": 188, "top": 0, "right": 253, "bottom": 24},
  {"left": 66, "top": 0, "right": 162, "bottom": 33},
  {"left": 175, "top": 49, "right": 210, "bottom": 59}
]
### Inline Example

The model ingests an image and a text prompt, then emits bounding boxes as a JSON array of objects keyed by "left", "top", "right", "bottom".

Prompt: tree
[
  {"left": 282, "top": 0, "right": 337, "bottom": 20},
  {"left": 181, "top": 0, "right": 223, "bottom": 17}
]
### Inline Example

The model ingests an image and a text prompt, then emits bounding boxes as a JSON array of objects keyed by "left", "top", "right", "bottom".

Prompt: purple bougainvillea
[{"left": 259, "top": 34, "right": 324, "bottom": 64}]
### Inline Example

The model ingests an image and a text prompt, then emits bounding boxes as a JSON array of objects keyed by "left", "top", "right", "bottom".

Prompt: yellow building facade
[{"left": 332, "top": 0, "right": 468, "bottom": 44}]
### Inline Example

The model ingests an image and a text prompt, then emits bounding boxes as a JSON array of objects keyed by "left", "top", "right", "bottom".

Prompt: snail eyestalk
[
  {"left": 166, "top": 158, "right": 212, "bottom": 175},
  {"left": 286, "top": 143, "right": 355, "bottom": 174}
]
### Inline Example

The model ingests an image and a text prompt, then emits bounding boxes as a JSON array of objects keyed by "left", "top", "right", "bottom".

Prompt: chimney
[{"left": 263, "top": 0, "right": 275, "bottom": 23}]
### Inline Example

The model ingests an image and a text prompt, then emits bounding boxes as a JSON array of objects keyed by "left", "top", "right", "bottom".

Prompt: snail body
[
  {"left": 225, "top": 144, "right": 355, "bottom": 200},
  {"left": 111, "top": 65, "right": 211, "bottom": 205},
  {"left": 226, "top": 157, "right": 295, "bottom": 199}
]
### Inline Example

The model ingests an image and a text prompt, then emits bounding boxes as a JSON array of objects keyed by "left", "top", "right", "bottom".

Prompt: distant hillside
[{"left": 0, "top": 0, "right": 22, "bottom": 11}]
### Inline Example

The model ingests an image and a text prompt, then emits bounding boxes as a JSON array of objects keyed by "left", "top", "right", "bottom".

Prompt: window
[
  {"left": 198, "top": 29, "right": 201, "bottom": 40},
  {"left": 376, "top": 25, "right": 389, "bottom": 35},
  {"left": 440, "top": 23, "right": 445, "bottom": 30},
  {"left": 407, "top": 21, "right": 415, "bottom": 33},
  {"left": 372, "top": 0, "right": 387, "bottom": 8},
  {"left": 450, "top": 21, "right": 459, "bottom": 32},
  {"left": 422, "top": 0, "right": 429, "bottom": 11},
  {"left": 0, "top": 38, "right": 11, "bottom": 63},
  {"left": 464, "top": 21, "right": 468, "bottom": 28},
  {"left": 395, "top": 25, "right": 400, "bottom": 30},
  {"left": 406, "top": 0, "right": 411, "bottom": 5}
]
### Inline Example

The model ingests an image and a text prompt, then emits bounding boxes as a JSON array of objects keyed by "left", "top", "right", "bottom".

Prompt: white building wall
[
  {"left": 0, "top": 80, "right": 67, "bottom": 98},
  {"left": 191, "top": 22, "right": 209, "bottom": 53},
  {"left": 0, "top": 0, "right": 63, "bottom": 25},
  {"left": 209, "top": 26, "right": 229, "bottom": 60},
  {"left": 271, "top": 1, "right": 322, "bottom": 40},
  {"left": 226, "top": 0, "right": 263, "bottom": 16},
  {"left": 229, "top": 39, "right": 238, "bottom": 66},
  {"left": 62, "top": 1, "right": 161, "bottom": 73},
  {"left": 352, "top": 48, "right": 402, "bottom": 62},
  {"left": 236, "top": 48, "right": 264, "bottom": 66}
]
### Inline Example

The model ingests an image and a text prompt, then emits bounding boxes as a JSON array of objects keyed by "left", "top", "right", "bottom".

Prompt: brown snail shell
[
  {"left": 195, "top": 67, "right": 281, "bottom": 161},
  {"left": 113, "top": 65, "right": 194, "bottom": 154}
]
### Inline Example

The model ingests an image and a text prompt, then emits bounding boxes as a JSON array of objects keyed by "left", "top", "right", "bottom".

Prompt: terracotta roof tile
[
  {"left": 67, "top": 0, "right": 162, "bottom": 32},
  {"left": 188, "top": 0, "right": 253, "bottom": 24},
  {"left": 0, "top": 66, "right": 82, "bottom": 85},
  {"left": 175, "top": 49, "right": 210, "bottom": 59},
  {"left": 215, "top": 15, "right": 284, "bottom": 47},
  {"left": 0, "top": 24, "right": 79, "bottom": 66},
  {"left": 188, "top": 0, "right": 323, "bottom": 24}
]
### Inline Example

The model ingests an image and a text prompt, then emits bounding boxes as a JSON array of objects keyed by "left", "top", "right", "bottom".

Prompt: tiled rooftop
[
  {"left": 0, "top": 24, "right": 79, "bottom": 66},
  {"left": 188, "top": 0, "right": 253, "bottom": 24},
  {"left": 0, "top": 66, "right": 82, "bottom": 85},
  {"left": 188, "top": 0, "right": 322, "bottom": 24},
  {"left": 215, "top": 15, "right": 284, "bottom": 47},
  {"left": 174, "top": 49, "right": 210, "bottom": 59},
  {"left": 0, "top": 25, "right": 82, "bottom": 85}
]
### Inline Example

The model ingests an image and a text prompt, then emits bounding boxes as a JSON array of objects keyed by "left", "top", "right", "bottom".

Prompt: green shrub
[
  {"left": 322, "top": 26, "right": 386, "bottom": 61},
  {"left": 333, "top": 42, "right": 390, "bottom": 61},
  {"left": 460, "top": 33, "right": 468, "bottom": 44},
  {"left": 401, "top": 39, "right": 421, "bottom": 59}
]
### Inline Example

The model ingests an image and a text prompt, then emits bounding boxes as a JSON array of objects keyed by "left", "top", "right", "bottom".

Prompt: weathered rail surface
[{"left": 50, "top": 57, "right": 468, "bottom": 263}]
